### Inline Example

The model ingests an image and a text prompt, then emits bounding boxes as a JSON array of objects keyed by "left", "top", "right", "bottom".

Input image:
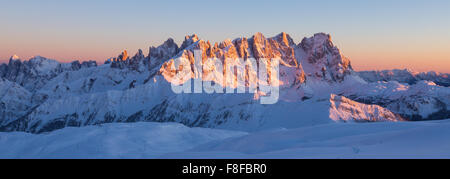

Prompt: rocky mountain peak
[
  {"left": 299, "top": 33, "right": 332, "bottom": 51},
  {"left": 274, "top": 32, "right": 295, "bottom": 47},
  {"left": 298, "top": 33, "right": 353, "bottom": 82},
  {"left": 1, "top": 55, "right": 97, "bottom": 91},
  {"left": 8, "top": 56, "right": 21, "bottom": 66},
  {"left": 10, "top": 55, "right": 20, "bottom": 61},
  {"left": 186, "top": 34, "right": 199, "bottom": 41},
  {"left": 149, "top": 38, "right": 180, "bottom": 60},
  {"left": 219, "top": 39, "right": 233, "bottom": 49},
  {"left": 252, "top": 32, "right": 265, "bottom": 41},
  {"left": 250, "top": 32, "right": 274, "bottom": 59},
  {"left": 233, "top": 37, "right": 250, "bottom": 59},
  {"left": 180, "top": 34, "right": 200, "bottom": 50},
  {"left": 109, "top": 50, "right": 133, "bottom": 69},
  {"left": 132, "top": 49, "right": 145, "bottom": 60}
]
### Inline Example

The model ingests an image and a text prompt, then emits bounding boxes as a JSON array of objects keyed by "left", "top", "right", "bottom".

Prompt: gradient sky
[{"left": 1, "top": 0, "right": 449, "bottom": 72}]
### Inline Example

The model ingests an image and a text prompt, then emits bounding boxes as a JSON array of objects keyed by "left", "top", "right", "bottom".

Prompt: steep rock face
[
  {"left": 297, "top": 33, "right": 353, "bottom": 82},
  {"left": 249, "top": 32, "right": 299, "bottom": 67},
  {"left": 108, "top": 49, "right": 154, "bottom": 72},
  {"left": 128, "top": 49, "right": 146, "bottom": 71},
  {"left": 179, "top": 34, "right": 198, "bottom": 49},
  {"left": 160, "top": 32, "right": 307, "bottom": 94},
  {"left": 269, "top": 32, "right": 298, "bottom": 66},
  {"left": 160, "top": 35, "right": 250, "bottom": 88},
  {"left": 250, "top": 32, "right": 275, "bottom": 59},
  {"left": 149, "top": 38, "right": 179, "bottom": 60},
  {"left": 107, "top": 39, "right": 180, "bottom": 72},
  {"left": 329, "top": 94, "right": 403, "bottom": 122},
  {"left": 233, "top": 37, "right": 250, "bottom": 59}
]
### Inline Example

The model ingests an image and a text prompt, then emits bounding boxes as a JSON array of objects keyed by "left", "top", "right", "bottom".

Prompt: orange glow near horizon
[
  {"left": 0, "top": 46, "right": 449, "bottom": 73},
  {"left": 1, "top": 1, "right": 449, "bottom": 73},
  {"left": 0, "top": 33, "right": 449, "bottom": 73},
  {"left": 345, "top": 50, "right": 450, "bottom": 73}
]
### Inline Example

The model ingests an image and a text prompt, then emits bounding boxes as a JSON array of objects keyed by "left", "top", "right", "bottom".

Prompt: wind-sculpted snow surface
[
  {"left": 1, "top": 120, "right": 450, "bottom": 159},
  {"left": 0, "top": 122, "right": 247, "bottom": 159},
  {"left": 163, "top": 119, "right": 450, "bottom": 159},
  {"left": 0, "top": 32, "right": 449, "bottom": 134}
]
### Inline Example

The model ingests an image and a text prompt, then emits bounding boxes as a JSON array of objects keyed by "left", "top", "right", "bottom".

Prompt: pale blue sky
[{"left": 1, "top": 0, "right": 449, "bottom": 72}]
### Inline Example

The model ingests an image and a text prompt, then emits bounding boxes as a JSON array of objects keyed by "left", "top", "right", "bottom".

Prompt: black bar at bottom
[{"left": 0, "top": 159, "right": 445, "bottom": 177}]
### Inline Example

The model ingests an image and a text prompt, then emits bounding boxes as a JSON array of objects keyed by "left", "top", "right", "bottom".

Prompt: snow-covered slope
[
  {"left": 2, "top": 120, "right": 450, "bottom": 159},
  {"left": 0, "top": 122, "right": 246, "bottom": 159},
  {"left": 0, "top": 55, "right": 97, "bottom": 91},
  {"left": 343, "top": 80, "right": 450, "bottom": 121},
  {"left": 0, "top": 78, "right": 33, "bottom": 126},
  {"left": 0, "top": 32, "right": 448, "bottom": 134},
  {"left": 329, "top": 94, "right": 403, "bottom": 122},
  {"left": 164, "top": 119, "right": 450, "bottom": 159}
]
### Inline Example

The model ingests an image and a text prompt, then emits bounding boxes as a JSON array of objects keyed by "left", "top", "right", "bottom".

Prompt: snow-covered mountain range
[
  {"left": 0, "top": 32, "right": 449, "bottom": 134},
  {"left": 358, "top": 69, "right": 450, "bottom": 87}
]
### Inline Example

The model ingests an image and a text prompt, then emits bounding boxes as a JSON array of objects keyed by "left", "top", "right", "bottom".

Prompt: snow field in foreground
[{"left": 1, "top": 120, "right": 450, "bottom": 159}]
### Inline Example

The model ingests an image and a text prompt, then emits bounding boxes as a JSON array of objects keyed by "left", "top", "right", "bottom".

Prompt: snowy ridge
[
  {"left": 358, "top": 69, "right": 450, "bottom": 87},
  {"left": 0, "top": 78, "right": 33, "bottom": 126},
  {"left": 329, "top": 94, "right": 403, "bottom": 122},
  {"left": 0, "top": 55, "right": 97, "bottom": 91},
  {"left": 343, "top": 80, "right": 450, "bottom": 121}
]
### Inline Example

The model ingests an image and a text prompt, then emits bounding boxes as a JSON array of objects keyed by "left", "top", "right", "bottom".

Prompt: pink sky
[
  {"left": 1, "top": 1, "right": 449, "bottom": 73},
  {"left": 1, "top": 33, "right": 449, "bottom": 73}
]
